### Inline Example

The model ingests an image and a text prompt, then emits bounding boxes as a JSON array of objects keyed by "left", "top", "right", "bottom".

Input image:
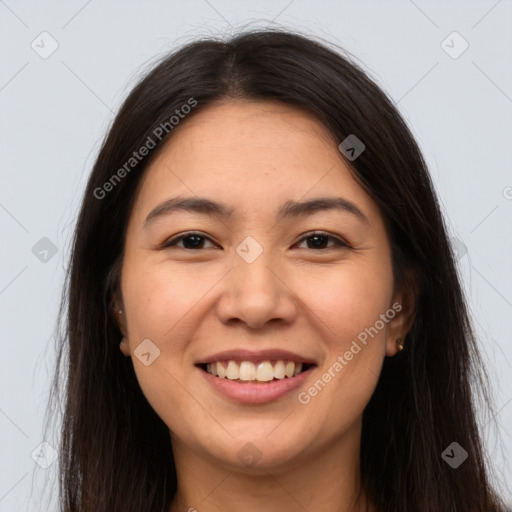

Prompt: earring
[
  {"left": 397, "top": 338, "right": 404, "bottom": 351},
  {"left": 118, "top": 309, "right": 122, "bottom": 314}
]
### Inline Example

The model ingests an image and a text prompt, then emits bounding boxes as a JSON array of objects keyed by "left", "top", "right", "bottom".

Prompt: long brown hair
[{"left": 43, "top": 28, "right": 507, "bottom": 511}]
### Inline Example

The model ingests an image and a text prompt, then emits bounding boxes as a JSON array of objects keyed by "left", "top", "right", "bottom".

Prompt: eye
[
  {"left": 161, "top": 231, "right": 351, "bottom": 251},
  {"left": 295, "top": 231, "right": 351, "bottom": 250},
  {"left": 161, "top": 232, "right": 217, "bottom": 250}
]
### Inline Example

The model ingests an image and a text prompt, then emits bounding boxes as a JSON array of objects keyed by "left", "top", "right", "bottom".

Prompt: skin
[{"left": 114, "top": 100, "right": 414, "bottom": 512}]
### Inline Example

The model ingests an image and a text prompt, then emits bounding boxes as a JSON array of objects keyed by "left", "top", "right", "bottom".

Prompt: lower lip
[{"left": 198, "top": 366, "right": 315, "bottom": 403}]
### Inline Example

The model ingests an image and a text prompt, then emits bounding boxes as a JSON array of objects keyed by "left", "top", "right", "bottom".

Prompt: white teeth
[
  {"left": 239, "top": 361, "right": 256, "bottom": 381},
  {"left": 285, "top": 361, "right": 295, "bottom": 378},
  {"left": 206, "top": 359, "right": 307, "bottom": 381},
  {"left": 256, "top": 361, "right": 274, "bottom": 381},
  {"left": 226, "top": 360, "right": 239, "bottom": 380},
  {"left": 273, "top": 360, "right": 286, "bottom": 379}
]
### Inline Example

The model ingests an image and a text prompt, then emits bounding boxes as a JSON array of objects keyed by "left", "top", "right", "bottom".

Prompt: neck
[{"left": 169, "top": 418, "right": 375, "bottom": 512}]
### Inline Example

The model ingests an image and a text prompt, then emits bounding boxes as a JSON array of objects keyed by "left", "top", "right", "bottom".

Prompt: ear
[
  {"left": 111, "top": 297, "right": 131, "bottom": 357},
  {"left": 385, "top": 266, "right": 420, "bottom": 357},
  {"left": 106, "top": 260, "right": 131, "bottom": 356},
  {"left": 110, "top": 287, "right": 129, "bottom": 335}
]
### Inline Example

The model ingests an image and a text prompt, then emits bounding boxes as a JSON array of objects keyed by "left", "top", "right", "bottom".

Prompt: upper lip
[{"left": 195, "top": 349, "right": 317, "bottom": 365}]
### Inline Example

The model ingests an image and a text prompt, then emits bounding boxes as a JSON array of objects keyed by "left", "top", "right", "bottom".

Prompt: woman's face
[{"left": 116, "top": 100, "right": 407, "bottom": 471}]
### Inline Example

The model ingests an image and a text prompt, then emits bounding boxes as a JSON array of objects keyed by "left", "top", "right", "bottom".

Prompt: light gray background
[{"left": 1, "top": 1, "right": 511, "bottom": 510}]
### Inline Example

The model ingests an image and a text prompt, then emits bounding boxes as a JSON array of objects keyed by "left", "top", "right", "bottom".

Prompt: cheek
[
  {"left": 294, "top": 260, "right": 393, "bottom": 420},
  {"left": 122, "top": 259, "right": 201, "bottom": 341},
  {"left": 119, "top": 261, "right": 198, "bottom": 426},
  {"left": 296, "top": 258, "right": 394, "bottom": 347}
]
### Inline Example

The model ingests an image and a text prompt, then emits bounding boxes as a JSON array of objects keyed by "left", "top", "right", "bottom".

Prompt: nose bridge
[
  {"left": 234, "top": 233, "right": 282, "bottom": 301},
  {"left": 217, "top": 234, "right": 297, "bottom": 328}
]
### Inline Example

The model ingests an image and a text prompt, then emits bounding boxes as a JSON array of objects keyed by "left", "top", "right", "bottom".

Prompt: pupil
[
  {"left": 184, "top": 235, "right": 203, "bottom": 249},
  {"left": 309, "top": 235, "right": 327, "bottom": 248}
]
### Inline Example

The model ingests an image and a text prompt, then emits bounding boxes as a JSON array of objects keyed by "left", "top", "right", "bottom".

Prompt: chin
[{"left": 199, "top": 434, "right": 307, "bottom": 473}]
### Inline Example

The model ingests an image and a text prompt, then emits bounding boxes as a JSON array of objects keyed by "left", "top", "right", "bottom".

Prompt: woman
[{"left": 44, "top": 29, "right": 507, "bottom": 511}]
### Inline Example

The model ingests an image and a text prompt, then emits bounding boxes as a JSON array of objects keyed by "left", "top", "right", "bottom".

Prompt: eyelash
[{"left": 161, "top": 231, "right": 351, "bottom": 251}]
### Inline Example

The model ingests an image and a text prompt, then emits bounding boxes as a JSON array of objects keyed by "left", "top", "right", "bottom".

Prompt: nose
[{"left": 215, "top": 251, "right": 298, "bottom": 330}]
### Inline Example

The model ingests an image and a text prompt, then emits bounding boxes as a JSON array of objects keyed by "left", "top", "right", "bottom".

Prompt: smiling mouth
[{"left": 198, "top": 360, "right": 315, "bottom": 383}]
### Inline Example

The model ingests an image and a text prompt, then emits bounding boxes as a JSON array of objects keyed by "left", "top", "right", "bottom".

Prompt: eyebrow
[{"left": 143, "top": 195, "right": 370, "bottom": 229}]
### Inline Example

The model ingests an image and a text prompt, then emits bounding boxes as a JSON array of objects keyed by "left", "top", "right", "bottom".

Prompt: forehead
[{"left": 131, "top": 100, "right": 382, "bottom": 226}]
